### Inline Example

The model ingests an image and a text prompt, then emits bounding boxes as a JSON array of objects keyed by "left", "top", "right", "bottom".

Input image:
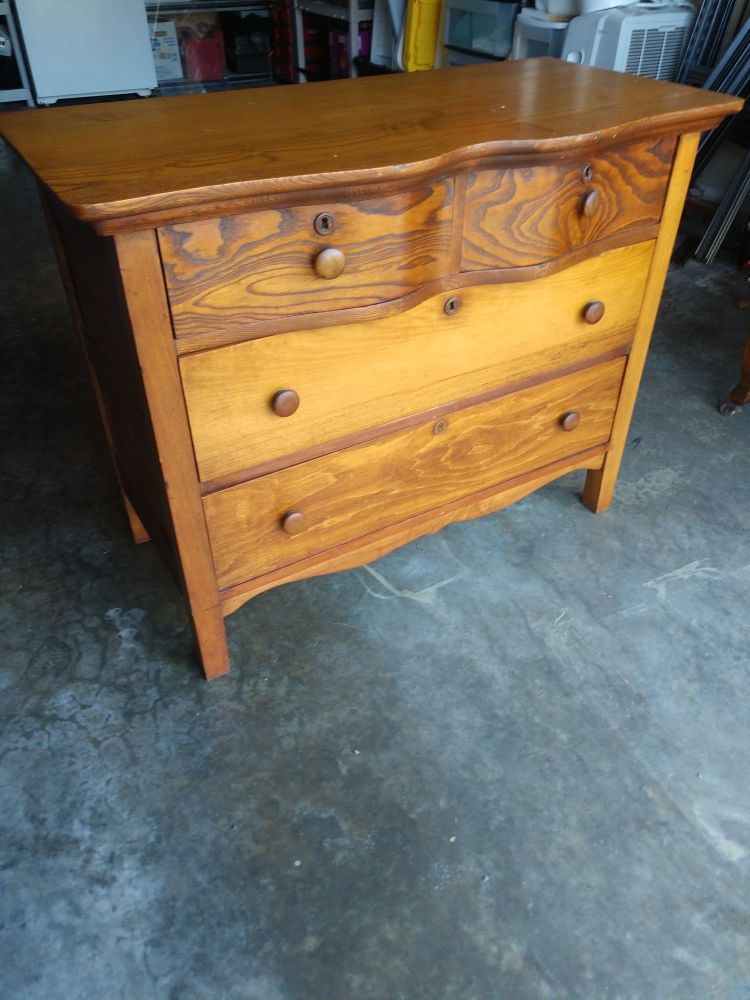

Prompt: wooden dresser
[{"left": 0, "top": 60, "right": 740, "bottom": 679}]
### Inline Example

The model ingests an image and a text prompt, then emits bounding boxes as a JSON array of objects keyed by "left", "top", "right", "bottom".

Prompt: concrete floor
[{"left": 1, "top": 134, "right": 750, "bottom": 1000}]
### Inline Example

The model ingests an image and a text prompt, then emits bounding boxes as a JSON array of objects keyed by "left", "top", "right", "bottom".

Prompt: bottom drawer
[{"left": 205, "top": 356, "right": 626, "bottom": 589}]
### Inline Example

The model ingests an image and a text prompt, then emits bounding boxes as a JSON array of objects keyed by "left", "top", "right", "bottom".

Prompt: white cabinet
[{"left": 14, "top": 0, "right": 156, "bottom": 104}]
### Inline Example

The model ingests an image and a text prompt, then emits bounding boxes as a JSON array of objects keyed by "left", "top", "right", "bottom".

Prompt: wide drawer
[
  {"left": 181, "top": 241, "right": 653, "bottom": 485},
  {"left": 462, "top": 136, "right": 674, "bottom": 270},
  {"left": 205, "top": 356, "right": 626, "bottom": 589},
  {"left": 158, "top": 180, "right": 454, "bottom": 339}
]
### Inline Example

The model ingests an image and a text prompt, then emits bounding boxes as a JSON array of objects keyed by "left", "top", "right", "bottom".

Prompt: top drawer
[
  {"left": 158, "top": 180, "right": 454, "bottom": 340},
  {"left": 462, "top": 136, "right": 675, "bottom": 270}
]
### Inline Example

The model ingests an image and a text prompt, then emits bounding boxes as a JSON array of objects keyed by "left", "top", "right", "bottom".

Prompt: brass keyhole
[
  {"left": 433, "top": 419, "right": 449, "bottom": 435},
  {"left": 314, "top": 212, "right": 335, "bottom": 236},
  {"left": 581, "top": 163, "right": 594, "bottom": 183},
  {"left": 444, "top": 296, "right": 461, "bottom": 316}
]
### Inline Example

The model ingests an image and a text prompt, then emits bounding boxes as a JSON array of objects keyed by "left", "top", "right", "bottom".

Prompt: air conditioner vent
[{"left": 625, "top": 25, "right": 688, "bottom": 79}]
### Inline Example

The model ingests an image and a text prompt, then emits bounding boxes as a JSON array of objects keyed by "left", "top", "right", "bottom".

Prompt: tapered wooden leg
[
  {"left": 190, "top": 606, "right": 230, "bottom": 679},
  {"left": 582, "top": 464, "right": 612, "bottom": 513},
  {"left": 123, "top": 494, "right": 151, "bottom": 544},
  {"left": 80, "top": 340, "right": 152, "bottom": 544},
  {"left": 115, "top": 229, "right": 232, "bottom": 680}
]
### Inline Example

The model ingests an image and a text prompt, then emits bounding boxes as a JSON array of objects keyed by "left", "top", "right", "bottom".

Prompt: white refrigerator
[{"left": 14, "top": 0, "right": 157, "bottom": 104}]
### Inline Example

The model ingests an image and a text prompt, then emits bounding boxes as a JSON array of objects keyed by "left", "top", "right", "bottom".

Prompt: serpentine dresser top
[{"left": 0, "top": 60, "right": 740, "bottom": 678}]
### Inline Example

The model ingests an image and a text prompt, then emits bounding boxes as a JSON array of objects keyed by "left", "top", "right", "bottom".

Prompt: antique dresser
[{"left": 0, "top": 60, "right": 740, "bottom": 678}]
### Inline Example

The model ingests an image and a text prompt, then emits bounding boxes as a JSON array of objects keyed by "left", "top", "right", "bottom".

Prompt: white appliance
[
  {"left": 14, "top": 0, "right": 156, "bottom": 105},
  {"left": 562, "top": 3, "right": 694, "bottom": 80},
  {"left": 511, "top": 8, "right": 571, "bottom": 60}
]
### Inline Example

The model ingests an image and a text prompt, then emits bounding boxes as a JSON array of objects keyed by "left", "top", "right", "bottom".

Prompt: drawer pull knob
[
  {"left": 271, "top": 389, "right": 300, "bottom": 417},
  {"left": 314, "top": 247, "right": 346, "bottom": 279},
  {"left": 580, "top": 188, "right": 600, "bottom": 218},
  {"left": 281, "top": 510, "right": 306, "bottom": 535},
  {"left": 444, "top": 296, "right": 461, "bottom": 316},
  {"left": 583, "top": 300, "right": 605, "bottom": 324},
  {"left": 561, "top": 411, "right": 580, "bottom": 432}
]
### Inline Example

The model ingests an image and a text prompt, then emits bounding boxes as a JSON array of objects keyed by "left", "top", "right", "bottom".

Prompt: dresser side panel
[{"left": 47, "top": 199, "right": 180, "bottom": 574}]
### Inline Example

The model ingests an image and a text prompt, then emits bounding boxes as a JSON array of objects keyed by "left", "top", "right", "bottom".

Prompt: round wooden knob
[
  {"left": 271, "top": 389, "right": 300, "bottom": 417},
  {"left": 281, "top": 510, "right": 306, "bottom": 535},
  {"left": 313, "top": 247, "right": 346, "bottom": 279},
  {"left": 561, "top": 411, "right": 580, "bottom": 432},
  {"left": 580, "top": 188, "right": 600, "bottom": 218},
  {"left": 583, "top": 300, "right": 605, "bottom": 324}
]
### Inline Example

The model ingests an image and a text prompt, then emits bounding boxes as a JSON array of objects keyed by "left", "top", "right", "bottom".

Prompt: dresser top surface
[{"left": 0, "top": 59, "right": 740, "bottom": 230}]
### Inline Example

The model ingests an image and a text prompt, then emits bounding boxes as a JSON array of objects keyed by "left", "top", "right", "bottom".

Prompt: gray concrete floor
[{"left": 1, "top": 135, "right": 750, "bottom": 1000}]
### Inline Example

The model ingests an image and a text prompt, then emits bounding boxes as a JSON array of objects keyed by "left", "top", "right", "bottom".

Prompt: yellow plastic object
[{"left": 403, "top": 0, "right": 443, "bottom": 71}]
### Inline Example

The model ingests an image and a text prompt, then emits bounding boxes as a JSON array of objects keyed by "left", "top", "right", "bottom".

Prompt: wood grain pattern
[
  {"left": 462, "top": 137, "right": 674, "bottom": 270},
  {"left": 159, "top": 181, "right": 453, "bottom": 336},
  {"left": 205, "top": 357, "right": 626, "bottom": 589},
  {"left": 181, "top": 241, "right": 652, "bottom": 484},
  {"left": 583, "top": 132, "right": 700, "bottom": 514},
  {"left": 0, "top": 61, "right": 740, "bottom": 232},
  {"left": 219, "top": 447, "right": 606, "bottom": 615},
  {"left": 171, "top": 224, "right": 661, "bottom": 354}
]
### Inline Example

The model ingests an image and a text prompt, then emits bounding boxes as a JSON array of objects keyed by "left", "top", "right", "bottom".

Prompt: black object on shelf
[
  {"left": 675, "top": 0, "right": 735, "bottom": 85},
  {"left": 352, "top": 55, "right": 394, "bottom": 74}
]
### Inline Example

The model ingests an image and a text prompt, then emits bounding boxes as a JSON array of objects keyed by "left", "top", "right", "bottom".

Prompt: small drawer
[
  {"left": 180, "top": 240, "right": 652, "bottom": 485},
  {"left": 204, "top": 356, "right": 626, "bottom": 589},
  {"left": 462, "top": 136, "right": 675, "bottom": 270},
  {"left": 158, "top": 180, "right": 454, "bottom": 339}
]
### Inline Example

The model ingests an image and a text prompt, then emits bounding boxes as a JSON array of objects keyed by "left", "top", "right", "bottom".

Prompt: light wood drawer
[
  {"left": 158, "top": 180, "right": 454, "bottom": 339},
  {"left": 205, "top": 356, "right": 626, "bottom": 589},
  {"left": 462, "top": 137, "right": 674, "bottom": 270},
  {"left": 180, "top": 241, "right": 653, "bottom": 485}
]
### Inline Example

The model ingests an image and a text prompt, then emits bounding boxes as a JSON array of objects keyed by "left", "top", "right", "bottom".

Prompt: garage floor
[{"left": 1, "top": 134, "right": 749, "bottom": 1000}]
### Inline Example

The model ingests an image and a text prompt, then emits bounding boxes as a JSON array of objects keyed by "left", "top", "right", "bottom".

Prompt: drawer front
[
  {"left": 205, "top": 357, "right": 626, "bottom": 589},
  {"left": 181, "top": 241, "right": 652, "bottom": 484},
  {"left": 462, "top": 137, "right": 674, "bottom": 270},
  {"left": 159, "top": 180, "right": 454, "bottom": 339}
]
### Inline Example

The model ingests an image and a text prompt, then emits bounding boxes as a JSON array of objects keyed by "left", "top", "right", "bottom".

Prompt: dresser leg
[
  {"left": 123, "top": 494, "right": 150, "bottom": 544},
  {"left": 582, "top": 464, "right": 614, "bottom": 513},
  {"left": 190, "top": 608, "right": 231, "bottom": 679}
]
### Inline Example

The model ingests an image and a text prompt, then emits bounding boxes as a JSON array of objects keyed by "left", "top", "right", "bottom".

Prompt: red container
[{"left": 182, "top": 30, "right": 227, "bottom": 81}]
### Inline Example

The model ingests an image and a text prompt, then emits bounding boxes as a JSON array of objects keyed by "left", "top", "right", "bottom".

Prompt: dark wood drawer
[
  {"left": 158, "top": 180, "right": 454, "bottom": 340},
  {"left": 461, "top": 136, "right": 675, "bottom": 270},
  {"left": 204, "top": 356, "right": 626, "bottom": 589}
]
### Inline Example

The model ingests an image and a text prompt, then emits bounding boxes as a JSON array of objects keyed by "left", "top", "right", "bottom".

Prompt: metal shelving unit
[
  {"left": 293, "top": 0, "right": 373, "bottom": 79},
  {"left": 146, "top": 0, "right": 274, "bottom": 92}
]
